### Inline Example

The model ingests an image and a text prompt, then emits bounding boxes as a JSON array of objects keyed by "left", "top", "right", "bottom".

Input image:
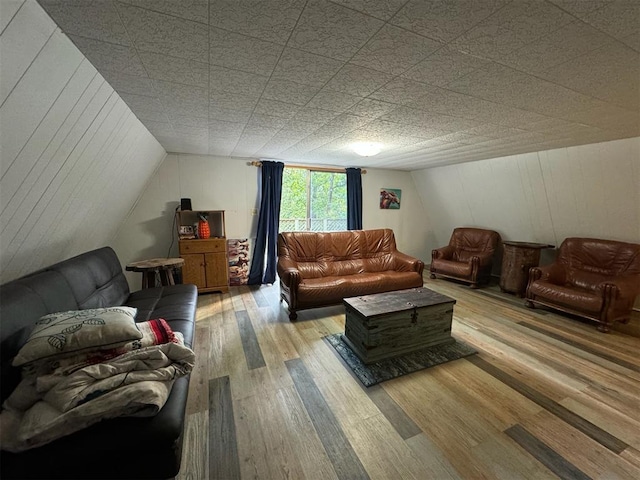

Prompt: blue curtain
[
  {"left": 346, "top": 167, "right": 362, "bottom": 230},
  {"left": 248, "top": 161, "right": 284, "bottom": 285}
]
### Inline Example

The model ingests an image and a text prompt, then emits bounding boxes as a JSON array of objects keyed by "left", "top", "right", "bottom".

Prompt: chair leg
[
  {"left": 429, "top": 273, "right": 436, "bottom": 279},
  {"left": 597, "top": 322, "right": 611, "bottom": 333},
  {"left": 524, "top": 300, "right": 534, "bottom": 308},
  {"left": 289, "top": 311, "right": 298, "bottom": 321}
]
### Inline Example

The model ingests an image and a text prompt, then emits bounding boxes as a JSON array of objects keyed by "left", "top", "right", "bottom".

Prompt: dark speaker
[{"left": 180, "top": 198, "right": 192, "bottom": 211}]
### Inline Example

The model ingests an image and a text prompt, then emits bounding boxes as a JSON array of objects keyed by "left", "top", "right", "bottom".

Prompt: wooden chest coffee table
[{"left": 342, "top": 287, "right": 456, "bottom": 364}]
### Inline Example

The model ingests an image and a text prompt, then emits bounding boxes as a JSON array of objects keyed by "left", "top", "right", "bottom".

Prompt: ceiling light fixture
[{"left": 352, "top": 142, "right": 382, "bottom": 157}]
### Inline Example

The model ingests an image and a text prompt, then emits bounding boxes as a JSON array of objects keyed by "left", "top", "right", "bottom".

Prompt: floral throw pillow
[{"left": 12, "top": 307, "right": 142, "bottom": 366}]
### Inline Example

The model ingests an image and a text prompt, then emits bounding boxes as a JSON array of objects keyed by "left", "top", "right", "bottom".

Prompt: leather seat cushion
[
  {"left": 296, "top": 271, "right": 423, "bottom": 308},
  {"left": 529, "top": 280, "right": 602, "bottom": 313},
  {"left": 431, "top": 258, "right": 472, "bottom": 277}
]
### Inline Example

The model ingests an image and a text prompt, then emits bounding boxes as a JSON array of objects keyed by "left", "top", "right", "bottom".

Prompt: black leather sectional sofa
[{"left": 0, "top": 247, "right": 197, "bottom": 479}]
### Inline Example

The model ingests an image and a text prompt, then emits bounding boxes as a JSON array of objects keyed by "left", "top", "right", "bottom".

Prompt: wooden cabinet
[{"left": 176, "top": 211, "right": 228, "bottom": 293}]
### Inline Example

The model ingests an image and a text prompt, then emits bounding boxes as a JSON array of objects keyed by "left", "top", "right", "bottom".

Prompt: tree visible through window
[{"left": 280, "top": 168, "right": 347, "bottom": 232}]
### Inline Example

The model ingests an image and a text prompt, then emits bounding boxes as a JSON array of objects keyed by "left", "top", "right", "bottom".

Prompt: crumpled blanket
[{"left": 0, "top": 322, "right": 195, "bottom": 453}]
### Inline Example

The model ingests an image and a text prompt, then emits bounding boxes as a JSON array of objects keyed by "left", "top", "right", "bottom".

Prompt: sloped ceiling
[{"left": 37, "top": 0, "right": 639, "bottom": 170}]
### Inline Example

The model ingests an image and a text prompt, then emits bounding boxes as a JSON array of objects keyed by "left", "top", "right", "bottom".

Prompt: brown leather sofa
[
  {"left": 430, "top": 227, "right": 501, "bottom": 288},
  {"left": 277, "top": 229, "right": 424, "bottom": 320},
  {"left": 525, "top": 237, "right": 640, "bottom": 332}
]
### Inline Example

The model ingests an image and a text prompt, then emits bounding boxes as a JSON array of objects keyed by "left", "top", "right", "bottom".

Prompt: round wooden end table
[
  {"left": 499, "top": 241, "right": 554, "bottom": 297},
  {"left": 126, "top": 257, "right": 185, "bottom": 289}
]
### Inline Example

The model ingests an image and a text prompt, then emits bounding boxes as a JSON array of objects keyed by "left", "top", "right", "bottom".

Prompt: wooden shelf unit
[{"left": 176, "top": 210, "right": 229, "bottom": 293}]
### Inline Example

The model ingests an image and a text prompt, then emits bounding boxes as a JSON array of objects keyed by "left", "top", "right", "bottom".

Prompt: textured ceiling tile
[
  {"left": 153, "top": 79, "right": 208, "bottom": 104},
  {"left": 445, "top": 62, "right": 529, "bottom": 98},
  {"left": 118, "top": 0, "right": 209, "bottom": 23},
  {"left": 500, "top": 21, "right": 614, "bottom": 74},
  {"left": 209, "top": 65, "right": 269, "bottom": 97},
  {"left": 401, "top": 46, "right": 489, "bottom": 86},
  {"left": 281, "top": 120, "right": 324, "bottom": 136},
  {"left": 120, "top": 93, "right": 166, "bottom": 120},
  {"left": 262, "top": 79, "right": 321, "bottom": 106},
  {"left": 288, "top": 0, "right": 382, "bottom": 61},
  {"left": 209, "top": 107, "right": 252, "bottom": 123},
  {"left": 324, "top": 113, "right": 372, "bottom": 131},
  {"left": 540, "top": 43, "right": 640, "bottom": 109},
  {"left": 351, "top": 25, "right": 443, "bottom": 75},
  {"left": 324, "top": 64, "right": 394, "bottom": 97},
  {"left": 139, "top": 51, "right": 209, "bottom": 88},
  {"left": 412, "top": 88, "right": 491, "bottom": 118},
  {"left": 209, "top": 120, "right": 246, "bottom": 137},
  {"left": 144, "top": 121, "right": 174, "bottom": 137},
  {"left": 520, "top": 117, "right": 574, "bottom": 132},
  {"left": 38, "top": 0, "right": 130, "bottom": 45},
  {"left": 168, "top": 114, "right": 209, "bottom": 128},
  {"left": 68, "top": 35, "right": 145, "bottom": 75},
  {"left": 291, "top": 107, "right": 339, "bottom": 125},
  {"left": 247, "top": 113, "right": 290, "bottom": 129},
  {"left": 306, "top": 88, "right": 363, "bottom": 113},
  {"left": 451, "top": 0, "right": 575, "bottom": 60},
  {"left": 549, "top": 0, "right": 613, "bottom": 16},
  {"left": 328, "top": 0, "right": 407, "bottom": 20},
  {"left": 379, "top": 107, "right": 463, "bottom": 132},
  {"left": 364, "top": 119, "right": 433, "bottom": 139},
  {"left": 346, "top": 98, "right": 398, "bottom": 118},
  {"left": 368, "top": 77, "right": 431, "bottom": 105},
  {"left": 116, "top": 3, "right": 209, "bottom": 62},
  {"left": 162, "top": 101, "right": 209, "bottom": 119},
  {"left": 254, "top": 99, "right": 301, "bottom": 119},
  {"left": 576, "top": 0, "right": 639, "bottom": 43},
  {"left": 100, "top": 70, "right": 155, "bottom": 97},
  {"left": 172, "top": 124, "right": 209, "bottom": 137},
  {"left": 209, "top": 92, "right": 260, "bottom": 113},
  {"left": 208, "top": 141, "right": 236, "bottom": 157},
  {"left": 390, "top": 0, "right": 510, "bottom": 43},
  {"left": 209, "top": 27, "right": 283, "bottom": 77},
  {"left": 462, "top": 124, "right": 528, "bottom": 138},
  {"left": 209, "top": 0, "right": 306, "bottom": 44},
  {"left": 271, "top": 48, "right": 345, "bottom": 87},
  {"left": 621, "top": 31, "right": 640, "bottom": 51}
]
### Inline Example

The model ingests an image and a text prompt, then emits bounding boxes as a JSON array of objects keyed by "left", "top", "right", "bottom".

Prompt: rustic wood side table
[
  {"left": 499, "top": 242, "right": 554, "bottom": 297},
  {"left": 126, "top": 257, "right": 185, "bottom": 289}
]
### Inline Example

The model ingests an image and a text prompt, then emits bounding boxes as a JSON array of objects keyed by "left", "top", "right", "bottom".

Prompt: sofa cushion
[
  {"left": 528, "top": 280, "right": 602, "bottom": 313},
  {"left": 126, "top": 285, "right": 196, "bottom": 349},
  {"left": 48, "top": 248, "right": 130, "bottom": 309},
  {"left": 297, "top": 271, "right": 424, "bottom": 308}
]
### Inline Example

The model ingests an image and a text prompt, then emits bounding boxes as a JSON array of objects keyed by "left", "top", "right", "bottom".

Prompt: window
[{"left": 280, "top": 168, "right": 347, "bottom": 232}]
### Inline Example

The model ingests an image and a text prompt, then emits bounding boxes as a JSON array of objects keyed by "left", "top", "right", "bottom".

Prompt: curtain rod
[{"left": 249, "top": 160, "right": 366, "bottom": 174}]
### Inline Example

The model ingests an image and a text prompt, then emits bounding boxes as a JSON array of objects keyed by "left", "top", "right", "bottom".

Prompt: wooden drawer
[{"left": 179, "top": 238, "right": 226, "bottom": 254}]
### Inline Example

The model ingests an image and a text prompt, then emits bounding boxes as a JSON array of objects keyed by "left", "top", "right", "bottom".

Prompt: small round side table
[
  {"left": 126, "top": 257, "right": 185, "bottom": 289},
  {"left": 499, "top": 242, "right": 554, "bottom": 297}
]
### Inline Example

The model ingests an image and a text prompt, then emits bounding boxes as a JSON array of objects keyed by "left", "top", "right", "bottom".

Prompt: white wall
[
  {"left": 0, "top": 0, "right": 166, "bottom": 283},
  {"left": 111, "top": 154, "right": 429, "bottom": 285},
  {"left": 412, "top": 137, "right": 640, "bottom": 261},
  {"left": 362, "top": 168, "right": 430, "bottom": 260}
]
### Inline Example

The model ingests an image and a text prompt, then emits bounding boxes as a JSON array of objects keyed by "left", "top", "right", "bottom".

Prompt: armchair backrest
[
  {"left": 557, "top": 237, "right": 640, "bottom": 276},
  {"left": 449, "top": 227, "right": 500, "bottom": 261}
]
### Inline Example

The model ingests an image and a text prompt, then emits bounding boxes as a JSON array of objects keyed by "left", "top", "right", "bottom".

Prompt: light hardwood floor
[{"left": 177, "top": 277, "right": 640, "bottom": 480}]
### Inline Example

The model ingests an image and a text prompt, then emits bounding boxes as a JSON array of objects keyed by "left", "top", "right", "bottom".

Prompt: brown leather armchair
[
  {"left": 525, "top": 237, "right": 640, "bottom": 332},
  {"left": 430, "top": 227, "right": 501, "bottom": 288}
]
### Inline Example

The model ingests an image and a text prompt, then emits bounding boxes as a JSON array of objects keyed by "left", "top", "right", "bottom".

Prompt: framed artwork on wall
[{"left": 380, "top": 188, "right": 401, "bottom": 209}]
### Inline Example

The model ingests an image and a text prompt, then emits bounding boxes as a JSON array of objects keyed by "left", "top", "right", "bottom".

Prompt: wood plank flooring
[{"left": 176, "top": 277, "right": 640, "bottom": 480}]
